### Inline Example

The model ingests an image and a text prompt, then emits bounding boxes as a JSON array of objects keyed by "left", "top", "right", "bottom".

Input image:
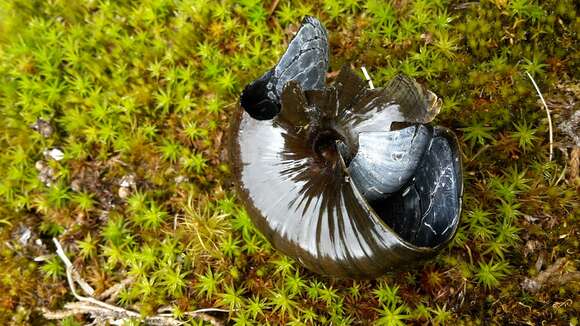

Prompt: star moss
[{"left": 0, "top": 0, "right": 578, "bottom": 324}]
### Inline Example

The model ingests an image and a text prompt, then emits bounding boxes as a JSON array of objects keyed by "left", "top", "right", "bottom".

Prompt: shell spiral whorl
[{"left": 230, "top": 17, "right": 463, "bottom": 279}]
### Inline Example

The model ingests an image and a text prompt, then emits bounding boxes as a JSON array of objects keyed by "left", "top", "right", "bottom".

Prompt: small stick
[
  {"left": 53, "top": 238, "right": 140, "bottom": 316},
  {"left": 468, "top": 144, "right": 490, "bottom": 163},
  {"left": 361, "top": 66, "right": 375, "bottom": 90},
  {"left": 186, "top": 308, "right": 231, "bottom": 314},
  {"left": 268, "top": 0, "right": 280, "bottom": 16},
  {"left": 525, "top": 72, "right": 553, "bottom": 161},
  {"left": 47, "top": 238, "right": 226, "bottom": 325},
  {"left": 97, "top": 277, "right": 134, "bottom": 302},
  {"left": 53, "top": 238, "right": 95, "bottom": 296}
]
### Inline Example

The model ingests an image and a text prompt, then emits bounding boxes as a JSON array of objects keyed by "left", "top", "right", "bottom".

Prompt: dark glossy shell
[
  {"left": 240, "top": 16, "right": 328, "bottom": 120},
  {"left": 229, "top": 17, "right": 463, "bottom": 279}
]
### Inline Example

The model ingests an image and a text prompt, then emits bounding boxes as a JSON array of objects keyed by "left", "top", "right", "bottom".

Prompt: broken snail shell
[{"left": 229, "top": 17, "right": 463, "bottom": 279}]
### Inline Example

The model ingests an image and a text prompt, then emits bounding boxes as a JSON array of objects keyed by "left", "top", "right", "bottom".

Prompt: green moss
[{"left": 0, "top": 0, "right": 578, "bottom": 324}]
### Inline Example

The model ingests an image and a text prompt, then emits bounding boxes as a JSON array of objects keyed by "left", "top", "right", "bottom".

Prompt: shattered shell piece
[
  {"left": 240, "top": 17, "right": 329, "bottom": 120},
  {"left": 230, "top": 17, "right": 463, "bottom": 278}
]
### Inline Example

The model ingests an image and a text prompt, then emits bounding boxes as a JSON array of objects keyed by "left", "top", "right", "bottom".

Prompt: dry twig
[
  {"left": 97, "top": 277, "right": 134, "bottom": 302},
  {"left": 268, "top": 0, "right": 280, "bottom": 16},
  {"left": 41, "top": 238, "right": 226, "bottom": 326},
  {"left": 571, "top": 147, "right": 580, "bottom": 183},
  {"left": 526, "top": 72, "right": 554, "bottom": 161},
  {"left": 361, "top": 66, "right": 375, "bottom": 90},
  {"left": 522, "top": 258, "right": 580, "bottom": 293}
]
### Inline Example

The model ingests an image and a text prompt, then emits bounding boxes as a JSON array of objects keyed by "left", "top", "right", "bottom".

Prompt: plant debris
[
  {"left": 0, "top": 0, "right": 577, "bottom": 324},
  {"left": 522, "top": 258, "right": 580, "bottom": 293}
]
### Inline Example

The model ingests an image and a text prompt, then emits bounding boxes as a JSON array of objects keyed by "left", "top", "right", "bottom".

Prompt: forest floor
[{"left": 0, "top": 0, "right": 578, "bottom": 325}]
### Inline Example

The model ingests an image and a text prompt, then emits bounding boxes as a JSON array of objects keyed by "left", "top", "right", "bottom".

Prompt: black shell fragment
[
  {"left": 230, "top": 17, "right": 463, "bottom": 279},
  {"left": 240, "top": 16, "right": 328, "bottom": 120}
]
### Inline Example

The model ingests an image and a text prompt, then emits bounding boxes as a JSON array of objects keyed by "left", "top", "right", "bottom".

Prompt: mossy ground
[{"left": 0, "top": 0, "right": 578, "bottom": 325}]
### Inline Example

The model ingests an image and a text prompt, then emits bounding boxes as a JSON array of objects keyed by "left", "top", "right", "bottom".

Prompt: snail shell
[{"left": 230, "top": 17, "right": 463, "bottom": 279}]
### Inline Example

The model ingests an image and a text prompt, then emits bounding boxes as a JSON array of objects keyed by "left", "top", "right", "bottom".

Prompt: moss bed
[{"left": 0, "top": 0, "right": 578, "bottom": 324}]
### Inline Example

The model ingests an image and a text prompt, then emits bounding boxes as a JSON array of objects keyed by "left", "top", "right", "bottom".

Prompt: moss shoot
[{"left": 0, "top": 0, "right": 578, "bottom": 324}]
